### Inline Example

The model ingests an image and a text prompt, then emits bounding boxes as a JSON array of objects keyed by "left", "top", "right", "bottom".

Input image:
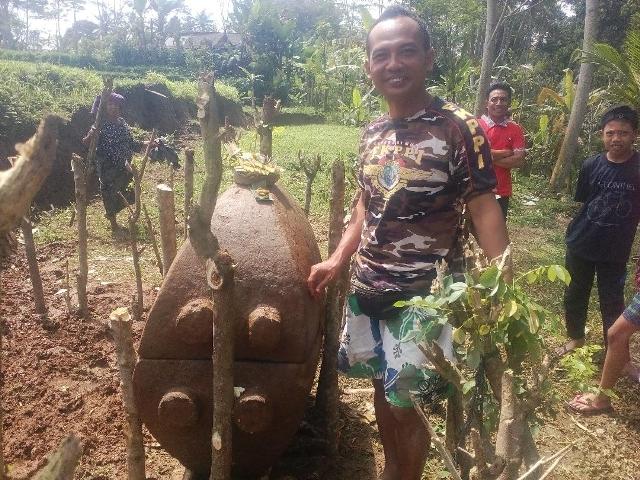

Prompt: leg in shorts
[
  {"left": 622, "top": 292, "right": 640, "bottom": 327},
  {"left": 337, "top": 293, "right": 454, "bottom": 408}
]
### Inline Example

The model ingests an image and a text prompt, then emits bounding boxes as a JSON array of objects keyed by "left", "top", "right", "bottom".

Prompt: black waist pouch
[{"left": 352, "top": 287, "right": 422, "bottom": 321}]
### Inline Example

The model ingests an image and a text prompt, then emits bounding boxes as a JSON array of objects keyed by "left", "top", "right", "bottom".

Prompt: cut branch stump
[
  {"left": 71, "top": 153, "right": 89, "bottom": 319},
  {"left": 157, "top": 183, "right": 177, "bottom": 277},
  {"left": 188, "top": 206, "right": 234, "bottom": 480},
  {"left": 85, "top": 78, "right": 113, "bottom": 176},
  {"left": 298, "top": 151, "right": 321, "bottom": 217},
  {"left": 21, "top": 214, "right": 47, "bottom": 316},
  {"left": 109, "top": 307, "right": 146, "bottom": 480},
  {"left": 33, "top": 433, "right": 82, "bottom": 480},
  {"left": 143, "top": 204, "right": 163, "bottom": 276},
  {"left": 183, "top": 148, "right": 195, "bottom": 238},
  {"left": 315, "top": 159, "right": 346, "bottom": 458},
  {"left": 197, "top": 72, "right": 223, "bottom": 220}
]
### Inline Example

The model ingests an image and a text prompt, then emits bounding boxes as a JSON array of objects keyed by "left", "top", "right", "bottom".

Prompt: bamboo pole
[
  {"left": 21, "top": 214, "right": 47, "bottom": 315},
  {"left": 143, "top": 204, "right": 163, "bottom": 276},
  {"left": 33, "top": 434, "right": 82, "bottom": 480},
  {"left": 109, "top": 307, "right": 146, "bottom": 480},
  {"left": 184, "top": 149, "right": 195, "bottom": 238},
  {"left": 188, "top": 207, "right": 235, "bottom": 480},
  {"left": 71, "top": 153, "right": 89, "bottom": 318},
  {"left": 157, "top": 183, "right": 177, "bottom": 276},
  {"left": 315, "top": 159, "right": 346, "bottom": 457}
]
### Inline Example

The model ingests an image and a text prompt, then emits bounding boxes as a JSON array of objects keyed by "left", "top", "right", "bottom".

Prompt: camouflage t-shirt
[{"left": 353, "top": 96, "right": 496, "bottom": 294}]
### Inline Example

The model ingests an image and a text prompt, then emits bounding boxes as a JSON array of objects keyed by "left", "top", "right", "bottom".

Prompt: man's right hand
[{"left": 307, "top": 258, "right": 341, "bottom": 299}]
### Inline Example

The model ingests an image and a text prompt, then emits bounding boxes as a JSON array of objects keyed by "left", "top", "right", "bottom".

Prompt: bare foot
[
  {"left": 566, "top": 392, "right": 612, "bottom": 415},
  {"left": 554, "top": 338, "right": 585, "bottom": 357}
]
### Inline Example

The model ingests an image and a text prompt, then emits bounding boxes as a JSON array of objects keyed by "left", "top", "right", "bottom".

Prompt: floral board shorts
[
  {"left": 337, "top": 293, "right": 454, "bottom": 408},
  {"left": 622, "top": 292, "right": 640, "bottom": 327}
]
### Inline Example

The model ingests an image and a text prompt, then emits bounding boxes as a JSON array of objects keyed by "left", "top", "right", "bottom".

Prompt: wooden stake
[
  {"left": 85, "top": 78, "right": 113, "bottom": 175},
  {"left": 21, "top": 214, "right": 47, "bottom": 316},
  {"left": 0, "top": 297, "right": 4, "bottom": 480},
  {"left": 71, "top": 153, "right": 89, "bottom": 319},
  {"left": 120, "top": 130, "right": 157, "bottom": 320},
  {"left": 257, "top": 96, "right": 281, "bottom": 159},
  {"left": 32, "top": 434, "right": 82, "bottom": 480},
  {"left": 183, "top": 149, "right": 195, "bottom": 238},
  {"left": 411, "top": 394, "right": 463, "bottom": 480},
  {"left": 143, "top": 204, "right": 163, "bottom": 276},
  {"left": 0, "top": 115, "right": 60, "bottom": 233},
  {"left": 188, "top": 206, "right": 235, "bottom": 480},
  {"left": 63, "top": 258, "right": 73, "bottom": 317},
  {"left": 315, "top": 159, "right": 345, "bottom": 457},
  {"left": 157, "top": 184, "right": 177, "bottom": 276},
  {"left": 109, "top": 307, "right": 146, "bottom": 480},
  {"left": 298, "top": 151, "right": 321, "bottom": 217},
  {"left": 197, "top": 73, "right": 223, "bottom": 220}
]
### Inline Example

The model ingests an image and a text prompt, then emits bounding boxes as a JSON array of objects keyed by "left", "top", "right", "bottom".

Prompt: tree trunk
[
  {"left": 109, "top": 308, "right": 146, "bottom": 480},
  {"left": 32, "top": 434, "right": 82, "bottom": 480},
  {"left": 549, "top": 0, "right": 600, "bottom": 191},
  {"left": 315, "top": 160, "right": 346, "bottom": 458},
  {"left": 184, "top": 149, "right": 195, "bottom": 238},
  {"left": 196, "top": 73, "right": 223, "bottom": 221},
  {"left": 22, "top": 215, "right": 47, "bottom": 316},
  {"left": 157, "top": 184, "right": 177, "bottom": 276},
  {"left": 71, "top": 154, "right": 89, "bottom": 319},
  {"left": 474, "top": 0, "right": 498, "bottom": 117}
]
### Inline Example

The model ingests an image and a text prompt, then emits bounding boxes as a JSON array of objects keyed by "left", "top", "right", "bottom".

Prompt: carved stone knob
[
  {"left": 158, "top": 389, "right": 199, "bottom": 428},
  {"left": 247, "top": 305, "right": 281, "bottom": 352},
  {"left": 175, "top": 298, "right": 214, "bottom": 344},
  {"left": 234, "top": 392, "right": 273, "bottom": 434}
]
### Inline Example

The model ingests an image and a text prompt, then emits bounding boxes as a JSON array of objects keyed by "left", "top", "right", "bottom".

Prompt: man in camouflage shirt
[{"left": 307, "top": 6, "right": 509, "bottom": 480}]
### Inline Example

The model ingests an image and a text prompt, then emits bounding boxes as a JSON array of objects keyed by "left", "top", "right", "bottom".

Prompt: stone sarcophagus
[{"left": 133, "top": 174, "right": 323, "bottom": 478}]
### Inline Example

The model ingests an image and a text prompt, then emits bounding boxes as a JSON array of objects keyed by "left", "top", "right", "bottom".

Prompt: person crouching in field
[
  {"left": 82, "top": 92, "right": 136, "bottom": 234},
  {"left": 558, "top": 106, "right": 640, "bottom": 358},
  {"left": 307, "top": 5, "right": 508, "bottom": 479}
]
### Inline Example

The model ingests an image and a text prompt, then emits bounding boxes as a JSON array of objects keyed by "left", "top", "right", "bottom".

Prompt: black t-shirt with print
[{"left": 566, "top": 152, "right": 640, "bottom": 263}]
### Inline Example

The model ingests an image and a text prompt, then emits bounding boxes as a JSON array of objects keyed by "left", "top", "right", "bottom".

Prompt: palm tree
[{"left": 585, "top": 13, "right": 640, "bottom": 110}]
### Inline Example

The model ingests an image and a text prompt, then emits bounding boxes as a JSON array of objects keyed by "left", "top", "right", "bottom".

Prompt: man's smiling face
[{"left": 365, "top": 16, "right": 433, "bottom": 107}]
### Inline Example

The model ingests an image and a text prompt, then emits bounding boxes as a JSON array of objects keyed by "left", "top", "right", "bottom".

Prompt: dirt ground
[{"left": 1, "top": 231, "right": 640, "bottom": 479}]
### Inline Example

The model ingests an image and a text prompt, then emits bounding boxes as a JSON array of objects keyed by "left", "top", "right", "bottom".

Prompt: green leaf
[
  {"left": 462, "top": 379, "right": 476, "bottom": 395},
  {"left": 452, "top": 327, "right": 466, "bottom": 344},
  {"left": 352, "top": 87, "right": 362, "bottom": 109},
  {"left": 478, "top": 324, "right": 491, "bottom": 335},
  {"left": 466, "top": 348, "right": 481, "bottom": 369},
  {"left": 525, "top": 270, "right": 538, "bottom": 284},
  {"left": 504, "top": 300, "right": 518, "bottom": 318},
  {"left": 547, "top": 266, "right": 557, "bottom": 282},
  {"left": 479, "top": 266, "right": 500, "bottom": 288}
]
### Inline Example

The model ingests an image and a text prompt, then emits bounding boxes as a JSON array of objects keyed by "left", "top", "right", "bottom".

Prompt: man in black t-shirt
[{"left": 558, "top": 105, "right": 640, "bottom": 356}]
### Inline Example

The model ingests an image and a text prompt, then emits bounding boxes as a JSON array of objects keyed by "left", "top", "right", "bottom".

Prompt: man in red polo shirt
[{"left": 479, "top": 82, "right": 526, "bottom": 218}]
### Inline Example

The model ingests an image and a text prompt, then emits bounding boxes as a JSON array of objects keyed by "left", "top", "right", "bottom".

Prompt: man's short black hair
[
  {"left": 601, "top": 105, "right": 639, "bottom": 130},
  {"left": 487, "top": 81, "right": 513, "bottom": 101},
  {"left": 366, "top": 5, "right": 431, "bottom": 55}
]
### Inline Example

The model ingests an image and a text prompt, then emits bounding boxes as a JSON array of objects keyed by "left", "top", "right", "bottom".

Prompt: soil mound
[{"left": 1, "top": 84, "right": 244, "bottom": 208}]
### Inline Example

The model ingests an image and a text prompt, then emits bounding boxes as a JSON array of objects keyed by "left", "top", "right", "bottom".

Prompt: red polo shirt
[{"left": 479, "top": 115, "right": 526, "bottom": 197}]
